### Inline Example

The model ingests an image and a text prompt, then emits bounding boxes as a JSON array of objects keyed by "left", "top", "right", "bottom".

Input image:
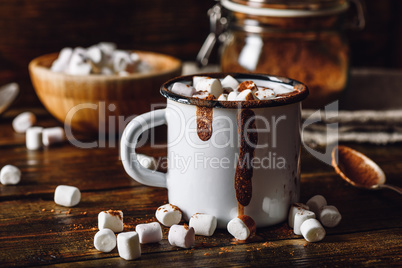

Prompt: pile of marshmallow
[
  {"left": 288, "top": 195, "right": 342, "bottom": 242},
  {"left": 170, "top": 75, "right": 295, "bottom": 101},
  {"left": 50, "top": 42, "right": 151, "bottom": 76},
  {"left": 92, "top": 204, "right": 218, "bottom": 260}
]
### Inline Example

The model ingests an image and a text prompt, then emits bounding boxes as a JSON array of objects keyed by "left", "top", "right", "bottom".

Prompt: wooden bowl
[{"left": 29, "top": 51, "right": 182, "bottom": 135}]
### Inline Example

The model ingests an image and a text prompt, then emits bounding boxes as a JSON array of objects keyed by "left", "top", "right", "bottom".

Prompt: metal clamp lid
[{"left": 196, "top": 3, "right": 228, "bottom": 67}]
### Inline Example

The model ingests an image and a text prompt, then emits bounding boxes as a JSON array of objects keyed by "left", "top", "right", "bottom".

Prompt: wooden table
[{"left": 0, "top": 106, "right": 401, "bottom": 267}]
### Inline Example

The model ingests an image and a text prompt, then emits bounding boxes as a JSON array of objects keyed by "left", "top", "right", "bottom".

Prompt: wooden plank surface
[{"left": 0, "top": 109, "right": 401, "bottom": 267}]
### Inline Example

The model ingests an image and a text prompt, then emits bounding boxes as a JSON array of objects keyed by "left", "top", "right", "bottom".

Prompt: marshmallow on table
[
  {"left": 136, "top": 222, "right": 163, "bottom": 244},
  {"left": 306, "top": 195, "right": 327, "bottom": 216},
  {"left": 51, "top": 47, "right": 73, "bottom": 72},
  {"left": 171, "top": 82, "right": 196, "bottom": 97},
  {"left": 94, "top": 228, "right": 117, "bottom": 252},
  {"left": 288, "top": 203, "right": 309, "bottom": 228},
  {"left": 42, "top": 127, "right": 65, "bottom": 146},
  {"left": 255, "top": 88, "right": 276, "bottom": 100},
  {"left": 0, "top": 165, "right": 21, "bottom": 185},
  {"left": 319, "top": 205, "right": 342, "bottom": 228},
  {"left": 300, "top": 218, "right": 326, "bottom": 242},
  {"left": 98, "top": 210, "right": 124, "bottom": 233},
  {"left": 217, "top": 93, "right": 228, "bottom": 101},
  {"left": 227, "top": 215, "right": 256, "bottom": 241},
  {"left": 236, "top": 89, "right": 255, "bottom": 101},
  {"left": 117, "top": 231, "right": 141, "bottom": 260},
  {"left": 189, "top": 213, "right": 217, "bottom": 236},
  {"left": 54, "top": 185, "right": 81, "bottom": 207},
  {"left": 26, "top": 127, "right": 43, "bottom": 150},
  {"left": 155, "top": 204, "right": 182, "bottom": 227},
  {"left": 221, "top": 75, "right": 239, "bottom": 90},
  {"left": 195, "top": 77, "right": 223, "bottom": 98},
  {"left": 136, "top": 154, "right": 156, "bottom": 170},
  {"left": 294, "top": 210, "right": 316, "bottom": 235},
  {"left": 12, "top": 112, "right": 36, "bottom": 133},
  {"left": 168, "top": 224, "right": 195, "bottom": 249}
]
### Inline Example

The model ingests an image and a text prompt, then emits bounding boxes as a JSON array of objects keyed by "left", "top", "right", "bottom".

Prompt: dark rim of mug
[{"left": 160, "top": 73, "right": 309, "bottom": 108}]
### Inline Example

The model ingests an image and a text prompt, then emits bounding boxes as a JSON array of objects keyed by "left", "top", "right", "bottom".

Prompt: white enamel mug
[{"left": 120, "top": 73, "right": 308, "bottom": 228}]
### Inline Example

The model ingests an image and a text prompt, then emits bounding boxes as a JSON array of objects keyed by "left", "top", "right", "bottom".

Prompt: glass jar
[{"left": 197, "top": 0, "right": 365, "bottom": 109}]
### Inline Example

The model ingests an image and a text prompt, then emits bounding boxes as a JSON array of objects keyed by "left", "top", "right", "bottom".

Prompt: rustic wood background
[{"left": 0, "top": 0, "right": 401, "bottom": 107}]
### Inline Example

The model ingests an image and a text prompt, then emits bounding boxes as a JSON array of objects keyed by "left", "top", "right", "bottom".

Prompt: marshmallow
[
  {"left": 306, "top": 195, "right": 327, "bottom": 216},
  {"left": 319, "top": 205, "right": 342, "bottom": 228},
  {"left": 98, "top": 42, "right": 117, "bottom": 56},
  {"left": 237, "top": 81, "right": 258, "bottom": 92},
  {"left": 94, "top": 228, "right": 117, "bottom": 252},
  {"left": 195, "top": 77, "right": 223, "bottom": 98},
  {"left": 227, "top": 215, "right": 256, "bottom": 241},
  {"left": 193, "top": 76, "right": 208, "bottom": 88},
  {"left": 135, "top": 222, "right": 163, "bottom": 244},
  {"left": 12, "top": 112, "right": 36, "bottom": 133},
  {"left": 51, "top": 47, "right": 73, "bottom": 72},
  {"left": 168, "top": 224, "right": 195, "bottom": 249},
  {"left": 221, "top": 75, "right": 239, "bottom": 90},
  {"left": 255, "top": 88, "right": 276, "bottom": 100},
  {"left": 155, "top": 204, "right": 182, "bottom": 227},
  {"left": 217, "top": 93, "right": 228, "bottom": 101},
  {"left": 113, "top": 50, "right": 134, "bottom": 73},
  {"left": 98, "top": 210, "right": 124, "bottom": 233},
  {"left": 130, "top": 52, "right": 140, "bottom": 63},
  {"left": 288, "top": 203, "right": 309, "bottom": 228},
  {"left": 42, "top": 127, "right": 65, "bottom": 146},
  {"left": 189, "top": 213, "right": 217, "bottom": 236},
  {"left": 54, "top": 185, "right": 81, "bottom": 207},
  {"left": 227, "top": 91, "right": 239, "bottom": 101},
  {"left": 236, "top": 89, "right": 255, "bottom": 101},
  {"left": 86, "top": 45, "right": 103, "bottom": 65},
  {"left": 192, "top": 91, "right": 212, "bottom": 99},
  {"left": 66, "top": 47, "right": 91, "bottom": 75},
  {"left": 300, "top": 218, "right": 326, "bottom": 243},
  {"left": 171, "top": 82, "right": 196, "bottom": 97},
  {"left": 117, "top": 231, "right": 141, "bottom": 260},
  {"left": 26, "top": 127, "right": 43, "bottom": 150},
  {"left": 272, "top": 84, "right": 295, "bottom": 95},
  {"left": 136, "top": 154, "right": 156, "bottom": 170},
  {"left": 294, "top": 210, "right": 316, "bottom": 235},
  {"left": 0, "top": 165, "right": 21, "bottom": 185}
]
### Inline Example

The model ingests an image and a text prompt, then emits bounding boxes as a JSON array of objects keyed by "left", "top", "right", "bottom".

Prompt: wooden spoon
[
  {"left": 0, "top": 83, "right": 19, "bottom": 116},
  {"left": 332, "top": 145, "right": 402, "bottom": 194}
]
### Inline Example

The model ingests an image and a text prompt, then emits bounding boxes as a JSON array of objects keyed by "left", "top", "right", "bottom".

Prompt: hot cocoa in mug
[{"left": 120, "top": 73, "right": 308, "bottom": 228}]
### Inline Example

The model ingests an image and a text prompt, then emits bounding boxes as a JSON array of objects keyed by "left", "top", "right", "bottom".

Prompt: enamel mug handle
[{"left": 120, "top": 109, "right": 167, "bottom": 188}]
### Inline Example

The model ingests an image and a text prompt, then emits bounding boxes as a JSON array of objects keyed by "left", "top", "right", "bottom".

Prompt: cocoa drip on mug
[
  {"left": 235, "top": 108, "right": 258, "bottom": 215},
  {"left": 196, "top": 95, "right": 214, "bottom": 141},
  {"left": 196, "top": 106, "right": 213, "bottom": 141}
]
